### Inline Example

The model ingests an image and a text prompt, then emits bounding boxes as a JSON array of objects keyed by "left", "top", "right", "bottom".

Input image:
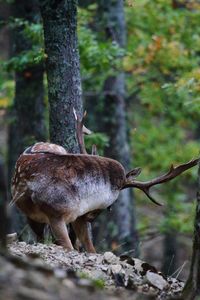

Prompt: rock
[
  {"left": 120, "top": 255, "right": 135, "bottom": 266},
  {"left": 103, "top": 252, "right": 118, "bottom": 264},
  {"left": 87, "top": 255, "right": 97, "bottom": 261},
  {"left": 62, "top": 278, "right": 76, "bottom": 289},
  {"left": 32, "top": 258, "right": 46, "bottom": 268},
  {"left": 101, "top": 266, "right": 108, "bottom": 272},
  {"left": 110, "top": 264, "right": 122, "bottom": 274},
  {"left": 146, "top": 271, "right": 169, "bottom": 290},
  {"left": 17, "top": 286, "right": 53, "bottom": 300},
  {"left": 18, "top": 241, "right": 27, "bottom": 247},
  {"left": 141, "top": 262, "right": 158, "bottom": 275},
  {"left": 142, "top": 283, "right": 150, "bottom": 293},
  {"left": 54, "top": 268, "right": 67, "bottom": 279},
  {"left": 133, "top": 258, "right": 144, "bottom": 274},
  {"left": 6, "top": 233, "right": 18, "bottom": 244},
  {"left": 77, "top": 278, "right": 93, "bottom": 288}
]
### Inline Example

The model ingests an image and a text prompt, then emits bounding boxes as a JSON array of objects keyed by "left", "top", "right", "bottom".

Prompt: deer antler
[
  {"left": 122, "top": 158, "right": 199, "bottom": 206},
  {"left": 73, "top": 108, "right": 92, "bottom": 154},
  {"left": 91, "top": 144, "right": 98, "bottom": 155}
]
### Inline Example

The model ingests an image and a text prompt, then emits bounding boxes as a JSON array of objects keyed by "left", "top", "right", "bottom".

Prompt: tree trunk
[
  {"left": 162, "top": 231, "right": 178, "bottom": 276},
  {"left": 0, "top": 158, "right": 8, "bottom": 251},
  {"left": 0, "top": 2, "right": 10, "bottom": 59},
  {"left": 162, "top": 196, "right": 178, "bottom": 275},
  {"left": 182, "top": 162, "right": 200, "bottom": 299},
  {"left": 39, "top": 0, "right": 83, "bottom": 153},
  {"left": 97, "top": 0, "right": 138, "bottom": 255},
  {"left": 8, "top": 0, "right": 47, "bottom": 235}
]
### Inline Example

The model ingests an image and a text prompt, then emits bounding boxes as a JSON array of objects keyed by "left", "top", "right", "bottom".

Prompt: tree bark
[
  {"left": 97, "top": 0, "right": 138, "bottom": 254},
  {"left": 162, "top": 231, "right": 178, "bottom": 276},
  {"left": 8, "top": 0, "right": 47, "bottom": 234},
  {"left": 0, "top": 2, "right": 10, "bottom": 59},
  {"left": 182, "top": 162, "right": 200, "bottom": 299},
  {"left": 39, "top": 0, "right": 83, "bottom": 152},
  {"left": 162, "top": 195, "right": 178, "bottom": 275},
  {"left": 0, "top": 158, "right": 8, "bottom": 251}
]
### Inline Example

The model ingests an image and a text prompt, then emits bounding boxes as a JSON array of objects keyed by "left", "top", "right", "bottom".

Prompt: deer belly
[{"left": 77, "top": 182, "right": 119, "bottom": 217}]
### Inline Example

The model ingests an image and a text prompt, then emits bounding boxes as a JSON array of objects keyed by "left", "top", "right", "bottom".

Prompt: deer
[{"left": 11, "top": 110, "right": 199, "bottom": 253}]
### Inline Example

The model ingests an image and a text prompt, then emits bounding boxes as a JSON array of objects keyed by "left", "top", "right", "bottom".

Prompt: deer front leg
[
  {"left": 72, "top": 216, "right": 96, "bottom": 253},
  {"left": 49, "top": 217, "right": 74, "bottom": 251}
]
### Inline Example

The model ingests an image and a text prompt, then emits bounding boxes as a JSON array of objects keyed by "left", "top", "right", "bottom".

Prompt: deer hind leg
[
  {"left": 72, "top": 216, "right": 96, "bottom": 253},
  {"left": 49, "top": 217, "right": 74, "bottom": 251}
]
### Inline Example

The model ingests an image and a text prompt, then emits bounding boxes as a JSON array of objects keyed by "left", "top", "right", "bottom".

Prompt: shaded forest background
[{"left": 0, "top": 0, "right": 200, "bottom": 282}]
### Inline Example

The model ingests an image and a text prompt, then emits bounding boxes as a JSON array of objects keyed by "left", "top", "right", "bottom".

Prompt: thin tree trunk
[
  {"left": 162, "top": 195, "right": 178, "bottom": 275},
  {"left": 97, "top": 0, "right": 138, "bottom": 255},
  {"left": 182, "top": 162, "right": 200, "bottom": 299},
  {"left": 0, "top": 158, "right": 8, "bottom": 251},
  {"left": 162, "top": 231, "right": 177, "bottom": 276},
  {"left": 0, "top": 2, "right": 10, "bottom": 59},
  {"left": 8, "top": 0, "right": 47, "bottom": 235},
  {"left": 39, "top": 0, "right": 83, "bottom": 152},
  {"left": 162, "top": 0, "right": 190, "bottom": 277}
]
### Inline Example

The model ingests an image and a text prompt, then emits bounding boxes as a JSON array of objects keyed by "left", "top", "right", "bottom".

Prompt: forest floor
[{"left": 0, "top": 240, "right": 185, "bottom": 300}]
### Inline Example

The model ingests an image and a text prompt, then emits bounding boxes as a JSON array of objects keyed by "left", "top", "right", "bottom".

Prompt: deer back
[{"left": 12, "top": 152, "right": 126, "bottom": 224}]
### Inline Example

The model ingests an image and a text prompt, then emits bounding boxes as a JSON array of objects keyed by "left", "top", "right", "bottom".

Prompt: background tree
[
  {"left": 0, "top": 158, "right": 7, "bottom": 251},
  {"left": 90, "top": 0, "right": 138, "bottom": 255},
  {"left": 182, "top": 162, "right": 200, "bottom": 300},
  {"left": 39, "top": 0, "right": 83, "bottom": 153},
  {"left": 7, "top": 0, "right": 47, "bottom": 235}
]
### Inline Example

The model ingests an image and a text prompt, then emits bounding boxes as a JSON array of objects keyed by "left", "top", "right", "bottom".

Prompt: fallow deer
[{"left": 11, "top": 111, "right": 199, "bottom": 252}]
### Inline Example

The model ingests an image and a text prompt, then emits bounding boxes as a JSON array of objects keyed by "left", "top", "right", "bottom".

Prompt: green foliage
[
  {"left": 78, "top": 7, "right": 125, "bottom": 91},
  {"left": 3, "top": 10, "right": 124, "bottom": 80},
  {"left": 0, "top": 18, "right": 44, "bottom": 107},
  {"left": 0, "top": 68, "right": 14, "bottom": 108},
  {"left": 78, "top": 271, "right": 105, "bottom": 289},
  {"left": 159, "top": 200, "right": 195, "bottom": 234},
  {"left": 92, "top": 278, "right": 105, "bottom": 289},
  {"left": 3, "top": 19, "right": 44, "bottom": 71},
  {"left": 85, "top": 132, "right": 109, "bottom": 155},
  {"left": 4, "top": 47, "right": 45, "bottom": 72},
  {"left": 125, "top": 0, "right": 200, "bottom": 235},
  {"left": 1, "top": 9, "right": 123, "bottom": 108}
]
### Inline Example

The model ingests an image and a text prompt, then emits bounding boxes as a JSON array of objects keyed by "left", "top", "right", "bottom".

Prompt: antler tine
[
  {"left": 73, "top": 108, "right": 92, "bottom": 154},
  {"left": 92, "top": 144, "right": 98, "bottom": 155},
  {"left": 141, "top": 188, "right": 163, "bottom": 206},
  {"left": 73, "top": 108, "right": 87, "bottom": 154},
  {"left": 123, "top": 158, "right": 199, "bottom": 205}
]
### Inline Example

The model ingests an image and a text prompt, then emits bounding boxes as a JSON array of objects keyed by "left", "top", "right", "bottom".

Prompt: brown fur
[{"left": 11, "top": 151, "right": 126, "bottom": 252}]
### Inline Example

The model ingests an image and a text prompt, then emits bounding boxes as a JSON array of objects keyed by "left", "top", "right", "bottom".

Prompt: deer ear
[{"left": 126, "top": 167, "right": 142, "bottom": 180}]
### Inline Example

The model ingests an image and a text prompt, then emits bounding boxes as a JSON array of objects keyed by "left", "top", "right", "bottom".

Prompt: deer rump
[{"left": 12, "top": 152, "right": 125, "bottom": 225}]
